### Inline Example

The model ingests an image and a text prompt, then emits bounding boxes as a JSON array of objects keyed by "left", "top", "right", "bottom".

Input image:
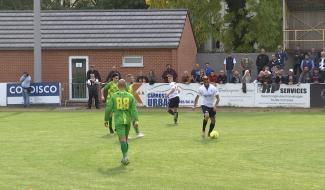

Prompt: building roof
[
  {"left": 286, "top": 0, "right": 325, "bottom": 11},
  {"left": 0, "top": 9, "right": 188, "bottom": 50}
]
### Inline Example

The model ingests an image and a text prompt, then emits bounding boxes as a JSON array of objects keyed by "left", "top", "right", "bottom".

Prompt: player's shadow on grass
[
  {"left": 166, "top": 123, "right": 178, "bottom": 127},
  {"left": 100, "top": 134, "right": 116, "bottom": 139},
  {"left": 194, "top": 138, "right": 218, "bottom": 145},
  {"left": 98, "top": 165, "right": 129, "bottom": 176}
]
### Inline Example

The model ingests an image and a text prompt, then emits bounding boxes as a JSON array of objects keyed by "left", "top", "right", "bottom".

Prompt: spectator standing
[
  {"left": 217, "top": 70, "right": 227, "bottom": 84},
  {"left": 310, "top": 48, "right": 319, "bottom": 65},
  {"left": 299, "top": 66, "right": 312, "bottom": 83},
  {"left": 87, "top": 65, "right": 102, "bottom": 82},
  {"left": 136, "top": 71, "right": 148, "bottom": 83},
  {"left": 242, "top": 70, "right": 251, "bottom": 83},
  {"left": 318, "top": 51, "right": 325, "bottom": 83},
  {"left": 256, "top": 48, "right": 269, "bottom": 74},
  {"left": 293, "top": 45, "right": 304, "bottom": 76},
  {"left": 275, "top": 45, "right": 288, "bottom": 69},
  {"left": 191, "top": 63, "right": 201, "bottom": 83},
  {"left": 231, "top": 70, "right": 241, "bottom": 83},
  {"left": 105, "top": 65, "right": 121, "bottom": 82},
  {"left": 242, "top": 70, "right": 251, "bottom": 93},
  {"left": 148, "top": 70, "right": 156, "bottom": 85},
  {"left": 181, "top": 71, "right": 192, "bottom": 84},
  {"left": 162, "top": 64, "right": 177, "bottom": 83},
  {"left": 300, "top": 54, "right": 315, "bottom": 71},
  {"left": 86, "top": 73, "right": 100, "bottom": 109},
  {"left": 198, "top": 69, "right": 206, "bottom": 83},
  {"left": 269, "top": 54, "right": 281, "bottom": 71},
  {"left": 204, "top": 62, "right": 214, "bottom": 76},
  {"left": 224, "top": 53, "right": 236, "bottom": 83},
  {"left": 240, "top": 54, "right": 253, "bottom": 75},
  {"left": 208, "top": 71, "right": 218, "bottom": 83},
  {"left": 19, "top": 72, "right": 32, "bottom": 107}
]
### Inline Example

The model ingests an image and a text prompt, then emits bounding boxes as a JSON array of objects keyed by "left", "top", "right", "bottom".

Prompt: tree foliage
[
  {"left": 246, "top": 0, "right": 282, "bottom": 52},
  {"left": 223, "top": 0, "right": 252, "bottom": 52},
  {"left": 223, "top": 0, "right": 282, "bottom": 52},
  {"left": 148, "top": 0, "right": 222, "bottom": 48},
  {"left": 0, "top": 0, "right": 33, "bottom": 10}
]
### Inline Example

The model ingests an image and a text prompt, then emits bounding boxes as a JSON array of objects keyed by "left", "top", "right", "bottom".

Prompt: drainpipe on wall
[{"left": 34, "top": 0, "right": 42, "bottom": 82}]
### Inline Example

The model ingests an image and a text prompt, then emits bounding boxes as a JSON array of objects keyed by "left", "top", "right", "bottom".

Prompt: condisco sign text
[{"left": 7, "top": 83, "right": 60, "bottom": 97}]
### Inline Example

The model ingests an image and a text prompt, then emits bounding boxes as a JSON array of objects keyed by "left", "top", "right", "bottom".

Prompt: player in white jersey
[
  {"left": 193, "top": 76, "right": 220, "bottom": 137},
  {"left": 166, "top": 75, "right": 180, "bottom": 124}
]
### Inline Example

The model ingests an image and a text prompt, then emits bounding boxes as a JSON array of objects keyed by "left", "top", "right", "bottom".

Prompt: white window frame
[
  {"left": 68, "top": 56, "right": 89, "bottom": 101},
  {"left": 122, "top": 55, "right": 144, "bottom": 67}
]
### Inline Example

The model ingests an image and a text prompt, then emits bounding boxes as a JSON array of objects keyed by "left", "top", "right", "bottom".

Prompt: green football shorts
[{"left": 115, "top": 124, "right": 131, "bottom": 137}]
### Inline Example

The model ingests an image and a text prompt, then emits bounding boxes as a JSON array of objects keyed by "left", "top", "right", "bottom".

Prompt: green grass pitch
[{"left": 0, "top": 110, "right": 324, "bottom": 190}]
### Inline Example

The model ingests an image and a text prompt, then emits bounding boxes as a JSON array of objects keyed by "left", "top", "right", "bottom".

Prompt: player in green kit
[
  {"left": 105, "top": 79, "right": 139, "bottom": 165},
  {"left": 101, "top": 73, "right": 119, "bottom": 134},
  {"left": 125, "top": 74, "right": 144, "bottom": 138}
]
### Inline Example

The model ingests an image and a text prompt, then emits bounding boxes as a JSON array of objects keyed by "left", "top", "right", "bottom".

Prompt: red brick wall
[
  {"left": 0, "top": 50, "right": 34, "bottom": 82},
  {"left": 176, "top": 15, "right": 198, "bottom": 79},
  {"left": 0, "top": 49, "right": 174, "bottom": 83}
]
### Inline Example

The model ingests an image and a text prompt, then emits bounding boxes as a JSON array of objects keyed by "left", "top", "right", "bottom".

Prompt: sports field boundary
[{"left": 0, "top": 106, "right": 324, "bottom": 113}]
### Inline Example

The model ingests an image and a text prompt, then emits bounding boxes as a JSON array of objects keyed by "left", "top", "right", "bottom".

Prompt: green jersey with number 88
[{"left": 106, "top": 90, "right": 138, "bottom": 125}]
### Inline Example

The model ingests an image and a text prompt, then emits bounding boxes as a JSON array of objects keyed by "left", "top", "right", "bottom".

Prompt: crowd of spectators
[
  {"left": 86, "top": 45, "right": 325, "bottom": 87},
  {"left": 187, "top": 46, "right": 325, "bottom": 86}
]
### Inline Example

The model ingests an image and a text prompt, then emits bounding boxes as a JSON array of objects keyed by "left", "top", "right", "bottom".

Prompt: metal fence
[{"left": 61, "top": 83, "right": 90, "bottom": 106}]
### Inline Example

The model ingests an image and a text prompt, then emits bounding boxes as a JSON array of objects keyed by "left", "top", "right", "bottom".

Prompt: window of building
[{"left": 122, "top": 56, "right": 143, "bottom": 67}]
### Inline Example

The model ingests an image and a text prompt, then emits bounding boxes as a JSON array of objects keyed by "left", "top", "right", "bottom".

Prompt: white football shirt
[
  {"left": 198, "top": 84, "right": 219, "bottom": 107},
  {"left": 168, "top": 82, "right": 180, "bottom": 99}
]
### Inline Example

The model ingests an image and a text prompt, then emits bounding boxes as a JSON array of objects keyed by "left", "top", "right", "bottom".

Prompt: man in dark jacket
[
  {"left": 87, "top": 65, "right": 101, "bottom": 82},
  {"left": 293, "top": 45, "right": 304, "bottom": 76},
  {"left": 87, "top": 73, "right": 100, "bottom": 109},
  {"left": 162, "top": 64, "right": 178, "bottom": 83},
  {"left": 223, "top": 53, "right": 236, "bottom": 83},
  {"left": 284, "top": 69, "right": 298, "bottom": 85},
  {"left": 105, "top": 65, "right": 121, "bottom": 82},
  {"left": 216, "top": 70, "right": 227, "bottom": 84},
  {"left": 275, "top": 45, "right": 288, "bottom": 69},
  {"left": 256, "top": 48, "right": 269, "bottom": 74}
]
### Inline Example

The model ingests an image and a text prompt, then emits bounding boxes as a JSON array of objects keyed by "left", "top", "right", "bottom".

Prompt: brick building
[{"left": 0, "top": 9, "right": 197, "bottom": 101}]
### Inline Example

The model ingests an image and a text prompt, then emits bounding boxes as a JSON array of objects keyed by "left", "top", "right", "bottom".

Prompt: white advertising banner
[
  {"left": 0, "top": 83, "right": 7, "bottom": 106},
  {"left": 217, "top": 83, "right": 255, "bottom": 107},
  {"left": 254, "top": 83, "right": 310, "bottom": 108},
  {"left": 135, "top": 83, "right": 255, "bottom": 107},
  {"left": 7, "top": 96, "right": 61, "bottom": 105},
  {"left": 135, "top": 83, "right": 200, "bottom": 107},
  {"left": 133, "top": 83, "right": 311, "bottom": 108}
]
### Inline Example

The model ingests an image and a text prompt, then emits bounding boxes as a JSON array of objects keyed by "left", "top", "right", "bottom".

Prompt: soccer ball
[{"left": 210, "top": 130, "right": 219, "bottom": 139}]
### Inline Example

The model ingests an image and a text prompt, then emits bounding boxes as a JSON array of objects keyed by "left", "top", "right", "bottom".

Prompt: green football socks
[{"left": 120, "top": 141, "right": 128, "bottom": 158}]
